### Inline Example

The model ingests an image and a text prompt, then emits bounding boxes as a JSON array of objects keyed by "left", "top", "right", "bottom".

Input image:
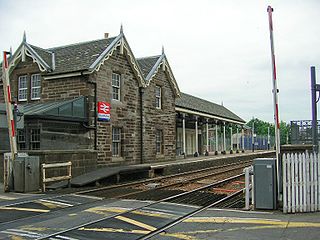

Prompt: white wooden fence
[{"left": 282, "top": 152, "right": 320, "bottom": 213}]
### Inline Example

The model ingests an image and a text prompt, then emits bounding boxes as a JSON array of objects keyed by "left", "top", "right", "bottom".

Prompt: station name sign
[{"left": 97, "top": 102, "right": 110, "bottom": 121}]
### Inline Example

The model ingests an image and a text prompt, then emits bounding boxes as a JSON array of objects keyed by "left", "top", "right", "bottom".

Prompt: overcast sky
[{"left": 1, "top": 0, "right": 319, "bottom": 123}]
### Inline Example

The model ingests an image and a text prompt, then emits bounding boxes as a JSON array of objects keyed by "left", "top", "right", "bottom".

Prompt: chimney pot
[{"left": 104, "top": 33, "right": 109, "bottom": 39}]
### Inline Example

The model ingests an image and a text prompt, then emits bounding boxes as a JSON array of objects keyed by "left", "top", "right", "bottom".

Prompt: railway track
[
  {"left": 35, "top": 174, "right": 245, "bottom": 240},
  {"left": 0, "top": 161, "right": 248, "bottom": 228},
  {"left": 78, "top": 160, "right": 251, "bottom": 199}
]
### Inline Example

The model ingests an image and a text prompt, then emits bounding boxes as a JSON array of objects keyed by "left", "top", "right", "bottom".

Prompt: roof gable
[
  {"left": 137, "top": 53, "right": 180, "bottom": 97},
  {"left": 7, "top": 41, "right": 53, "bottom": 74}
]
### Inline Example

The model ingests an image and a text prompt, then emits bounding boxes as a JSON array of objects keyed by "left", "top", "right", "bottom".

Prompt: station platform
[{"left": 63, "top": 150, "right": 275, "bottom": 188}]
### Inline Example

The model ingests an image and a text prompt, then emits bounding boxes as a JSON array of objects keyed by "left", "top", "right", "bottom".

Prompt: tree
[{"left": 246, "top": 118, "right": 290, "bottom": 145}]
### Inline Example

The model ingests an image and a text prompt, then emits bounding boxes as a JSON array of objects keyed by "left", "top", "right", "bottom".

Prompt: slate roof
[
  {"left": 47, "top": 38, "right": 116, "bottom": 74},
  {"left": 137, "top": 55, "right": 161, "bottom": 78},
  {"left": 176, "top": 92, "right": 245, "bottom": 123},
  {"left": 29, "top": 45, "right": 53, "bottom": 68}
]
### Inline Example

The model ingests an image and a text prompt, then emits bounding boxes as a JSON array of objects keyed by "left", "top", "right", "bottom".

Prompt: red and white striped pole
[
  {"left": 267, "top": 6, "right": 281, "bottom": 199},
  {"left": 2, "top": 51, "right": 17, "bottom": 158}
]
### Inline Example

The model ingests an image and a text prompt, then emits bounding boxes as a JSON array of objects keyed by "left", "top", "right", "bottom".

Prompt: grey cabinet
[
  {"left": 13, "top": 156, "right": 40, "bottom": 192},
  {"left": 253, "top": 158, "right": 277, "bottom": 209}
]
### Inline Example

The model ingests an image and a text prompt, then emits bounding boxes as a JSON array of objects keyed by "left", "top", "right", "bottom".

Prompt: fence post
[
  {"left": 311, "top": 153, "right": 315, "bottom": 212},
  {"left": 288, "top": 153, "right": 292, "bottom": 213},
  {"left": 283, "top": 154, "right": 287, "bottom": 213},
  {"left": 294, "top": 153, "right": 300, "bottom": 212},
  {"left": 314, "top": 153, "right": 318, "bottom": 211},
  {"left": 244, "top": 167, "right": 251, "bottom": 210},
  {"left": 299, "top": 153, "right": 303, "bottom": 212},
  {"left": 291, "top": 153, "right": 296, "bottom": 213},
  {"left": 306, "top": 152, "right": 311, "bottom": 212},
  {"left": 303, "top": 153, "right": 307, "bottom": 212},
  {"left": 317, "top": 153, "right": 320, "bottom": 210}
]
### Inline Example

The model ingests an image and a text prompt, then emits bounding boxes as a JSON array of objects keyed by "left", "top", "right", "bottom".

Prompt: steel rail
[
  {"left": 139, "top": 188, "right": 244, "bottom": 240},
  {"left": 35, "top": 174, "right": 244, "bottom": 240},
  {"left": 116, "top": 164, "right": 248, "bottom": 199}
]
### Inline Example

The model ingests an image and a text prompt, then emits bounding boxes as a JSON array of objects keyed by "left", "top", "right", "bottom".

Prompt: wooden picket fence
[{"left": 282, "top": 152, "right": 320, "bottom": 213}]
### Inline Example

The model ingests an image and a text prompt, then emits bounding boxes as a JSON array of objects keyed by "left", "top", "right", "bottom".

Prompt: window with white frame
[
  {"left": 112, "top": 127, "right": 121, "bottom": 157},
  {"left": 156, "top": 129, "right": 163, "bottom": 154},
  {"left": 17, "top": 129, "right": 26, "bottom": 150},
  {"left": 18, "top": 75, "right": 28, "bottom": 101},
  {"left": 112, "top": 73, "right": 121, "bottom": 101},
  {"left": 155, "top": 85, "right": 161, "bottom": 109},
  {"left": 31, "top": 74, "right": 41, "bottom": 100},
  {"left": 30, "top": 128, "right": 40, "bottom": 150}
]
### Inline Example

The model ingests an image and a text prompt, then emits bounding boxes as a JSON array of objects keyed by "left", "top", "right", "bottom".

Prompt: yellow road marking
[
  {"left": 184, "top": 217, "right": 320, "bottom": 228},
  {"left": 85, "top": 207, "right": 173, "bottom": 218},
  {"left": 0, "top": 196, "right": 16, "bottom": 200},
  {"left": 78, "top": 227, "right": 195, "bottom": 239},
  {"left": 34, "top": 200, "right": 59, "bottom": 209},
  {"left": 10, "top": 236, "right": 24, "bottom": 240},
  {"left": 21, "top": 227, "right": 49, "bottom": 232},
  {"left": 0, "top": 206, "right": 49, "bottom": 213},
  {"left": 115, "top": 215, "right": 157, "bottom": 231},
  {"left": 132, "top": 209, "right": 174, "bottom": 218},
  {"left": 84, "top": 207, "right": 125, "bottom": 215},
  {"left": 79, "top": 227, "right": 150, "bottom": 234},
  {"left": 38, "top": 199, "right": 73, "bottom": 208}
]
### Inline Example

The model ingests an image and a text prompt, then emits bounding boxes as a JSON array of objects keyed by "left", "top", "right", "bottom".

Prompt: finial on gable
[
  {"left": 162, "top": 45, "right": 165, "bottom": 55},
  {"left": 23, "top": 31, "right": 26, "bottom": 42},
  {"left": 10, "top": 46, "right": 13, "bottom": 56},
  {"left": 120, "top": 24, "right": 123, "bottom": 34}
]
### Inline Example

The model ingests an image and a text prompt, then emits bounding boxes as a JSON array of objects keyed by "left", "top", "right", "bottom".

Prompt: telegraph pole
[{"left": 267, "top": 6, "right": 281, "bottom": 199}]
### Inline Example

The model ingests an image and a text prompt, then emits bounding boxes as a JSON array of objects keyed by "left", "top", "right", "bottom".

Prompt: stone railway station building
[{"left": 0, "top": 29, "right": 245, "bottom": 177}]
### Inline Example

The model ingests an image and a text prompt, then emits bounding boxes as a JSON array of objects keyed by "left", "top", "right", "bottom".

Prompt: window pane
[
  {"left": 112, "top": 127, "right": 121, "bottom": 157},
  {"left": 31, "top": 74, "right": 41, "bottom": 100},
  {"left": 30, "top": 128, "right": 40, "bottom": 150},
  {"left": 18, "top": 129, "right": 26, "bottom": 150},
  {"left": 112, "top": 73, "right": 121, "bottom": 100},
  {"left": 18, "top": 76, "right": 28, "bottom": 101},
  {"left": 156, "top": 129, "right": 163, "bottom": 154},
  {"left": 112, "top": 87, "right": 120, "bottom": 100},
  {"left": 155, "top": 86, "right": 161, "bottom": 109}
]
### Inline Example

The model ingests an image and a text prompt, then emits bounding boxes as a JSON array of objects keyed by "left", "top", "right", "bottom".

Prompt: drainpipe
[
  {"left": 88, "top": 80, "right": 98, "bottom": 150},
  {"left": 139, "top": 87, "right": 144, "bottom": 164}
]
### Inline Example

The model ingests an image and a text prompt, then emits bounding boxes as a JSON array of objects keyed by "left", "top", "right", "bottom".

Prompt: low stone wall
[{"left": 0, "top": 150, "right": 98, "bottom": 184}]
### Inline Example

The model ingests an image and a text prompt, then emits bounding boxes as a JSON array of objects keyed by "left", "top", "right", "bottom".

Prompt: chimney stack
[{"left": 104, "top": 33, "right": 109, "bottom": 39}]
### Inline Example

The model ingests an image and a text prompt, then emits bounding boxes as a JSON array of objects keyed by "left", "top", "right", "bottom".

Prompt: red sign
[{"left": 97, "top": 102, "right": 110, "bottom": 121}]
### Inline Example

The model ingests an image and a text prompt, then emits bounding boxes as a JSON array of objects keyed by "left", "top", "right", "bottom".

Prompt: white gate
[{"left": 282, "top": 152, "right": 320, "bottom": 213}]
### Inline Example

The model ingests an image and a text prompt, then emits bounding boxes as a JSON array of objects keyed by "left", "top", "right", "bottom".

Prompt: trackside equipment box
[
  {"left": 253, "top": 158, "right": 277, "bottom": 209},
  {"left": 13, "top": 156, "right": 40, "bottom": 192}
]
